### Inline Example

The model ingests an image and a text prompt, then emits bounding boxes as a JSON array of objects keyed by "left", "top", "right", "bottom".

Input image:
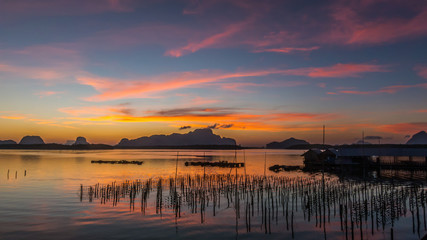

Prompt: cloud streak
[
  {"left": 377, "top": 122, "right": 427, "bottom": 134},
  {"left": 78, "top": 63, "right": 387, "bottom": 101},
  {"left": 165, "top": 19, "right": 252, "bottom": 57},
  {"left": 60, "top": 104, "right": 339, "bottom": 132},
  {"left": 253, "top": 46, "right": 320, "bottom": 54},
  {"left": 337, "top": 83, "right": 427, "bottom": 95},
  {"left": 415, "top": 65, "right": 427, "bottom": 79}
]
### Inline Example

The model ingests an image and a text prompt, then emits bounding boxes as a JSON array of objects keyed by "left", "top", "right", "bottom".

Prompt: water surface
[{"left": 0, "top": 149, "right": 425, "bottom": 239}]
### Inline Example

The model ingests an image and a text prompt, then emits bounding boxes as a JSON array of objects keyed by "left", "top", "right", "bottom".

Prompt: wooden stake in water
[
  {"left": 243, "top": 150, "right": 247, "bottom": 181},
  {"left": 175, "top": 152, "right": 179, "bottom": 188},
  {"left": 203, "top": 152, "right": 206, "bottom": 178}
]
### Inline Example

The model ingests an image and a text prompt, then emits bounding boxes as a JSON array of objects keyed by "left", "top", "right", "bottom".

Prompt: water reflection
[
  {"left": 20, "top": 154, "right": 41, "bottom": 162},
  {"left": 80, "top": 174, "right": 427, "bottom": 240}
]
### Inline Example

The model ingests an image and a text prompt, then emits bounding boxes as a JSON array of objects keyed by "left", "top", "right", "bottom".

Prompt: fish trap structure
[
  {"left": 184, "top": 161, "right": 244, "bottom": 168},
  {"left": 80, "top": 174, "right": 427, "bottom": 239},
  {"left": 91, "top": 160, "right": 143, "bottom": 165}
]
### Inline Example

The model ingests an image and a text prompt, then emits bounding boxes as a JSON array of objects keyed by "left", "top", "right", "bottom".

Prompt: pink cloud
[
  {"left": 339, "top": 83, "right": 427, "bottom": 95},
  {"left": 317, "top": 83, "right": 327, "bottom": 88},
  {"left": 414, "top": 65, "right": 427, "bottom": 79},
  {"left": 220, "top": 82, "right": 267, "bottom": 92},
  {"left": 324, "top": 2, "right": 427, "bottom": 45},
  {"left": 253, "top": 46, "right": 319, "bottom": 54},
  {"left": 284, "top": 63, "right": 388, "bottom": 78},
  {"left": 0, "top": 0, "right": 134, "bottom": 17},
  {"left": 35, "top": 91, "right": 63, "bottom": 98},
  {"left": 0, "top": 63, "right": 69, "bottom": 81},
  {"left": 165, "top": 20, "right": 252, "bottom": 57},
  {"left": 347, "top": 9, "right": 427, "bottom": 44},
  {"left": 78, "top": 63, "right": 386, "bottom": 101},
  {"left": 0, "top": 45, "right": 83, "bottom": 83}
]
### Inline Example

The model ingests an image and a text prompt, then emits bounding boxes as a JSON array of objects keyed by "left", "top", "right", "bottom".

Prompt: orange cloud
[
  {"left": 63, "top": 104, "right": 339, "bottom": 132},
  {"left": 377, "top": 122, "right": 427, "bottom": 134},
  {"left": 59, "top": 105, "right": 134, "bottom": 116},
  {"left": 0, "top": 115, "right": 27, "bottom": 120},
  {"left": 72, "top": 114, "right": 319, "bottom": 132}
]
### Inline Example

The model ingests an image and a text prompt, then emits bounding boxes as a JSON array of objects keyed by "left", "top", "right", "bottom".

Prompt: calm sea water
[{"left": 0, "top": 149, "right": 425, "bottom": 240}]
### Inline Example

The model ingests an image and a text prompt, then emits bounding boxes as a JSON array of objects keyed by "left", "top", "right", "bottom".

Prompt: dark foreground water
[{"left": 0, "top": 149, "right": 426, "bottom": 240}]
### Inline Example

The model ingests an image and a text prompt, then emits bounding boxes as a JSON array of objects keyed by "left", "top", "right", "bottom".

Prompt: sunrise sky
[{"left": 0, "top": 0, "right": 427, "bottom": 146}]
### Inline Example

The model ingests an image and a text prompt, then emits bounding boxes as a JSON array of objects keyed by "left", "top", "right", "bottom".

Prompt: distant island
[
  {"left": 0, "top": 140, "right": 17, "bottom": 145},
  {"left": 19, "top": 136, "right": 45, "bottom": 145},
  {"left": 117, "top": 128, "right": 236, "bottom": 147},
  {"left": 266, "top": 137, "right": 310, "bottom": 149}
]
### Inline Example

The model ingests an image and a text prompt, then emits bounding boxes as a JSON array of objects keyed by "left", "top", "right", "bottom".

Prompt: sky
[{"left": 0, "top": 0, "right": 427, "bottom": 146}]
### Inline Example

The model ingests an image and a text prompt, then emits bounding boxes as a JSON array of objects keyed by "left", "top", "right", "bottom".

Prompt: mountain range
[
  {"left": 1, "top": 130, "right": 427, "bottom": 148},
  {"left": 117, "top": 128, "right": 236, "bottom": 147}
]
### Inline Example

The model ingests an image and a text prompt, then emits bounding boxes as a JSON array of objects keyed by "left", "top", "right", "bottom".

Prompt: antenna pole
[
  {"left": 322, "top": 125, "right": 325, "bottom": 149},
  {"left": 362, "top": 131, "right": 365, "bottom": 144}
]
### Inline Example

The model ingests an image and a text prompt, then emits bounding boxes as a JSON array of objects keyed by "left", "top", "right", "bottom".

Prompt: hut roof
[{"left": 301, "top": 149, "right": 322, "bottom": 156}]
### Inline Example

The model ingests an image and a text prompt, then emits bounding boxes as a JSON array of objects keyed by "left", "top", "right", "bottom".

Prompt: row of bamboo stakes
[
  {"left": 80, "top": 173, "right": 427, "bottom": 239},
  {"left": 6, "top": 169, "right": 26, "bottom": 179}
]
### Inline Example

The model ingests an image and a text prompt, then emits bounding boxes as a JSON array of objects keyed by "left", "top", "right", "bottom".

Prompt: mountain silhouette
[
  {"left": 0, "top": 140, "right": 17, "bottom": 145},
  {"left": 74, "top": 136, "right": 89, "bottom": 145},
  {"left": 266, "top": 137, "right": 309, "bottom": 149},
  {"left": 406, "top": 131, "right": 427, "bottom": 144},
  {"left": 19, "top": 136, "right": 45, "bottom": 145},
  {"left": 117, "top": 128, "right": 236, "bottom": 147}
]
